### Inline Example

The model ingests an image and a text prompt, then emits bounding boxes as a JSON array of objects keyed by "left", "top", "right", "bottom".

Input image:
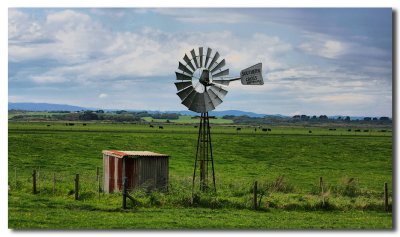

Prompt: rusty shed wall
[
  {"left": 103, "top": 154, "right": 109, "bottom": 193},
  {"left": 103, "top": 154, "right": 169, "bottom": 193}
]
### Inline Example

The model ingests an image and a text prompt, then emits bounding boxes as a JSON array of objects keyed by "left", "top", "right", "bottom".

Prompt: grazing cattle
[
  {"left": 329, "top": 128, "right": 336, "bottom": 131},
  {"left": 262, "top": 128, "right": 268, "bottom": 132},
  {"left": 363, "top": 130, "right": 369, "bottom": 132},
  {"left": 149, "top": 125, "right": 154, "bottom": 128},
  {"left": 355, "top": 129, "right": 361, "bottom": 132},
  {"left": 159, "top": 126, "right": 164, "bottom": 129},
  {"left": 268, "top": 128, "right": 271, "bottom": 131},
  {"left": 194, "top": 126, "right": 198, "bottom": 128},
  {"left": 236, "top": 127, "right": 241, "bottom": 132},
  {"left": 69, "top": 123, "right": 75, "bottom": 126},
  {"left": 65, "top": 123, "right": 68, "bottom": 126},
  {"left": 348, "top": 129, "right": 352, "bottom": 132},
  {"left": 83, "top": 123, "right": 87, "bottom": 126},
  {"left": 380, "top": 129, "right": 387, "bottom": 132},
  {"left": 254, "top": 128, "right": 257, "bottom": 132},
  {"left": 309, "top": 130, "right": 312, "bottom": 133},
  {"left": 47, "top": 124, "right": 51, "bottom": 127}
]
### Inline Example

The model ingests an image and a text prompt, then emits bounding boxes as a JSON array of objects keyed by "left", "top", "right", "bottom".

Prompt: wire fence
[
  {"left": 10, "top": 166, "right": 105, "bottom": 199},
  {"left": 8, "top": 166, "right": 392, "bottom": 212}
]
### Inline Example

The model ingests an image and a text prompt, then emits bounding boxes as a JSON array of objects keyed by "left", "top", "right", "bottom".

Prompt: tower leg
[{"left": 192, "top": 112, "right": 216, "bottom": 195}]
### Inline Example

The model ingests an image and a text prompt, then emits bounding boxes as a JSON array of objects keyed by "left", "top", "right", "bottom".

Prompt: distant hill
[
  {"left": 8, "top": 102, "right": 87, "bottom": 112},
  {"left": 9, "top": 102, "right": 382, "bottom": 120},
  {"left": 169, "top": 110, "right": 270, "bottom": 118},
  {"left": 8, "top": 102, "right": 271, "bottom": 118}
]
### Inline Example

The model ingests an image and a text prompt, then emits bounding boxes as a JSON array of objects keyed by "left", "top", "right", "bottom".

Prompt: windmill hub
[
  {"left": 199, "top": 68, "right": 211, "bottom": 86},
  {"left": 191, "top": 67, "right": 212, "bottom": 93}
]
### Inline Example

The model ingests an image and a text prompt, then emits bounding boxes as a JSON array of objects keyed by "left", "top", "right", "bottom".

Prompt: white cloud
[
  {"left": 9, "top": 9, "right": 111, "bottom": 64},
  {"left": 9, "top": 9, "right": 291, "bottom": 85},
  {"left": 298, "top": 32, "right": 389, "bottom": 60},
  {"left": 98, "top": 93, "right": 108, "bottom": 99},
  {"left": 152, "top": 9, "right": 251, "bottom": 24},
  {"left": 299, "top": 38, "right": 347, "bottom": 59}
]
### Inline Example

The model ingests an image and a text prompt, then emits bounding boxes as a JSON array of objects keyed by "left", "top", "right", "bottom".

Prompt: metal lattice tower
[{"left": 193, "top": 112, "right": 216, "bottom": 193}]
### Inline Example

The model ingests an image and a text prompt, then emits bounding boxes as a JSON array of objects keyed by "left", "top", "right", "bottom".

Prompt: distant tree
[
  {"left": 79, "top": 111, "right": 98, "bottom": 120},
  {"left": 116, "top": 110, "right": 127, "bottom": 114},
  {"left": 96, "top": 110, "right": 105, "bottom": 113},
  {"left": 372, "top": 117, "right": 378, "bottom": 121},
  {"left": 379, "top": 117, "right": 390, "bottom": 121},
  {"left": 344, "top": 116, "right": 351, "bottom": 121},
  {"left": 223, "top": 115, "right": 235, "bottom": 119},
  {"left": 337, "top": 116, "right": 342, "bottom": 120},
  {"left": 300, "top": 115, "right": 309, "bottom": 121},
  {"left": 363, "top": 117, "right": 371, "bottom": 121},
  {"left": 319, "top": 115, "right": 328, "bottom": 120}
]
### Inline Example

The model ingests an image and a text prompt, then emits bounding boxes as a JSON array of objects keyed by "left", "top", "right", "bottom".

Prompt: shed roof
[{"left": 102, "top": 150, "right": 169, "bottom": 159}]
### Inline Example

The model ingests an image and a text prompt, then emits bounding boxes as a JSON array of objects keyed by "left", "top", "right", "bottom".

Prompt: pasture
[{"left": 8, "top": 122, "right": 392, "bottom": 229}]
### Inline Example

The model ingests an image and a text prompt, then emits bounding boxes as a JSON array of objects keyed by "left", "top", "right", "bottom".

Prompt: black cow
[{"left": 159, "top": 126, "right": 164, "bottom": 129}]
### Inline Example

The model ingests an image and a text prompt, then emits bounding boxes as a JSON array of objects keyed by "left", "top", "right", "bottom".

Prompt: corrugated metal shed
[{"left": 102, "top": 150, "right": 169, "bottom": 193}]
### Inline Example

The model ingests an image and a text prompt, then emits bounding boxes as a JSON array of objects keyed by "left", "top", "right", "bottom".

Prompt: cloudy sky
[{"left": 8, "top": 8, "right": 392, "bottom": 116}]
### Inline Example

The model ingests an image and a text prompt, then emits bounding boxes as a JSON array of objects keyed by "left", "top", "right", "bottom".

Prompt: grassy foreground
[{"left": 8, "top": 122, "right": 392, "bottom": 229}]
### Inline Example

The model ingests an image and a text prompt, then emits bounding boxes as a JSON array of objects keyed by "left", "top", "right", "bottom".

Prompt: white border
[{"left": 2, "top": 1, "right": 398, "bottom": 237}]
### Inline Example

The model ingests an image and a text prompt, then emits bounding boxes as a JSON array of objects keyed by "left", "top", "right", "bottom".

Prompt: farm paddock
[{"left": 8, "top": 122, "right": 392, "bottom": 229}]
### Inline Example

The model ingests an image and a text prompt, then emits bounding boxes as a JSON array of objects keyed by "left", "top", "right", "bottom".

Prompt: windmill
[{"left": 174, "top": 47, "right": 264, "bottom": 196}]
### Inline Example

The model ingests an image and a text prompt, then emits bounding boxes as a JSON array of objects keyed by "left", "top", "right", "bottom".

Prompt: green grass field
[{"left": 8, "top": 121, "right": 392, "bottom": 229}]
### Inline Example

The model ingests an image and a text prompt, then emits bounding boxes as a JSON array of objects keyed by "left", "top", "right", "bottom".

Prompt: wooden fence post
[
  {"left": 384, "top": 182, "right": 388, "bottom": 212},
  {"left": 38, "top": 166, "right": 40, "bottom": 191},
  {"left": 98, "top": 175, "right": 101, "bottom": 199},
  {"left": 96, "top": 167, "right": 99, "bottom": 181},
  {"left": 253, "top": 181, "right": 258, "bottom": 210},
  {"left": 32, "top": 169, "right": 37, "bottom": 194},
  {"left": 320, "top": 176, "right": 325, "bottom": 205},
  {"left": 75, "top": 174, "right": 79, "bottom": 200},
  {"left": 122, "top": 177, "right": 127, "bottom": 209}
]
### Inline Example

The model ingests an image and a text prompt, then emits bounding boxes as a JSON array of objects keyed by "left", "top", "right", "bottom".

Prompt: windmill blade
[
  {"left": 189, "top": 93, "right": 206, "bottom": 113},
  {"left": 212, "top": 68, "right": 229, "bottom": 78},
  {"left": 174, "top": 81, "right": 193, "bottom": 91},
  {"left": 207, "top": 88, "right": 223, "bottom": 108},
  {"left": 204, "top": 91, "right": 216, "bottom": 112},
  {"left": 199, "top": 47, "right": 203, "bottom": 68},
  {"left": 204, "top": 48, "right": 212, "bottom": 68},
  {"left": 175, "top": 72, "right": 192, "bottom": 81},
  {"left": 177, "top": 85, "right": 194, "bottom": 100},
  {"left": 207, "top": 51, "right": 220, "bottom": 70},
  {"left": 181, "top": 90, "right": 197, "bottom": 108},
  {"left": 212, "top": 79, "right": 230, "bottom": 86},
  {"left": 190, "top": 49, "right": 199, "bottom": 69},
  {"left": 183, "top": 54, "right": 196, "bottom": 72},
  {"left": 178, "top": 62, "right": 193, "bottom": 75},
  {"left": 210, "top": 59, "right": 226, "bottom": 74},
  {"left": 209, "top": 84, "right": 228, "bottom": 99}
]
